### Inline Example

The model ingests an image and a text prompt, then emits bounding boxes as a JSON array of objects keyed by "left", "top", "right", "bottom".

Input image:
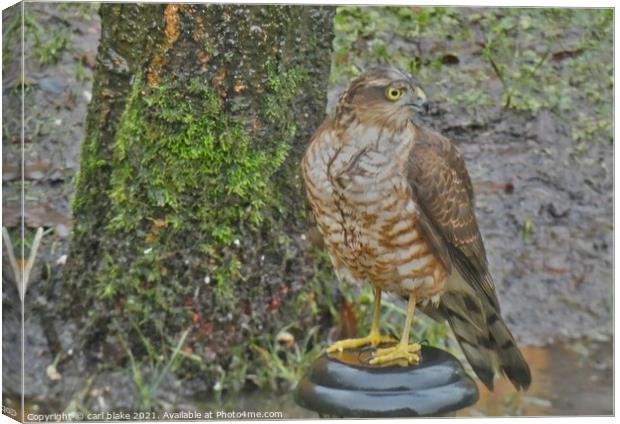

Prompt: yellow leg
[
  {"left": 369, "top": 293, "right": 421, "bottom": 365},
  {"left": 327, "top": 287, "right": 395, "bottom": 353}
]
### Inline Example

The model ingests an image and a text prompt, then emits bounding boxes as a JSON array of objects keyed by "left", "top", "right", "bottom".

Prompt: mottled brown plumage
[{"left": 302, "top": 66, "right": 531, "bottom": 390}]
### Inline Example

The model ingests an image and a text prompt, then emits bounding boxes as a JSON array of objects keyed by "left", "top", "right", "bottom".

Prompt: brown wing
[
  {"left": 407, "top": 126, "right": 500, "bottom": 311},
  {"left": 409, "top": 126, "right": 531, "bottom": 391}
]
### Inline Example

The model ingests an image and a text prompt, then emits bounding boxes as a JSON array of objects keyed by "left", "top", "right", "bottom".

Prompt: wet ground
[{"left": 2, "top": 3, "right": 613, "bottom": 418}]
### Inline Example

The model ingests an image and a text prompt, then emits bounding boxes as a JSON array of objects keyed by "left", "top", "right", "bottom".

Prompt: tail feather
[
  {"left": 447, "top": 311, "right": 496, "bottom": 390},
  {"left": 486, "top": 312, "right": 532, "bottom": 390},
  {"left": 440, "top": 291, "right": 531, "bottom": 391}
]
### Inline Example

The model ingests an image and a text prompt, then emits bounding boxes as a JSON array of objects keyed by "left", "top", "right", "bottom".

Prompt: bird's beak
[{"left": 411, "top": 87, "right": 429, "bottom": 115}]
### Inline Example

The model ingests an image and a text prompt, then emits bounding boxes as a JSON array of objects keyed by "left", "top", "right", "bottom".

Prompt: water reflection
[{"left": 462, "top": 341, "right": 612, "bottom": 416}]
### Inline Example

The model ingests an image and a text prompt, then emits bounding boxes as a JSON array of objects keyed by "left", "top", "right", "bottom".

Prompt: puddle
[{"left": 461, "top": 341, "right": 613, "bottom": 416}]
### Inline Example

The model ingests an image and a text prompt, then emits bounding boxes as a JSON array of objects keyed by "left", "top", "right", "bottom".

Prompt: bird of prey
[{"left": 301, "top": 66, "right": 531, "bottom": 391}]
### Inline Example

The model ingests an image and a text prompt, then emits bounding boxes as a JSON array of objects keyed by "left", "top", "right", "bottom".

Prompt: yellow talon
[
  {"left": 370, "top": 342, "right": 421, "bottom": 365},
  {"left": 328, "top": 286, "right": 395, "bottom": 353},
  {"left": 327, "top": 333, "right": 396, "bottom": 353},
  {"left": 369, "top": 293, "right": 421, "bottom": 366}
]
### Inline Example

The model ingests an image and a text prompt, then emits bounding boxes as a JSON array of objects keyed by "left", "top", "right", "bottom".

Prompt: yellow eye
[{"left": 385, "top": 87, "right": 403, "bottom": 101}]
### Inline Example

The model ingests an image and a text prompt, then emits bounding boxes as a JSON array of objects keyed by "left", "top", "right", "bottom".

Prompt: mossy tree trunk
[{"left": 63, "top": 4, "right": 335, "bottom": 388}]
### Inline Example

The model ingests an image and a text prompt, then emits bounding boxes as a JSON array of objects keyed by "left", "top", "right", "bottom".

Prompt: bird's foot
[
  {"left": 327, "top": 332, "right": 396, "bottom": 353},
  {"left": 369, "top": 341, "right": 421, "bottom": 366}
]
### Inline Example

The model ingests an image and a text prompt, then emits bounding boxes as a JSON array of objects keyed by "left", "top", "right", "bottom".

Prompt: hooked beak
[{"left": 410, "top": 87, "right": 429, "bottom": 114}]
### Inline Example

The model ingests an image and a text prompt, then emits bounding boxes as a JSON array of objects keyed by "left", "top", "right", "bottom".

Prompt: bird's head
[{"left": 335, "top": 66, "right": 428, "bottom": 131}]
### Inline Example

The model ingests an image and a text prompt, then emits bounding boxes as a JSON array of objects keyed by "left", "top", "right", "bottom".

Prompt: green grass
[
  {"left": 250, "top": 325, "right": 323, "bottom": 391},
  {"left": 118, "top": 322, "right": 191, "bottom": 410}
]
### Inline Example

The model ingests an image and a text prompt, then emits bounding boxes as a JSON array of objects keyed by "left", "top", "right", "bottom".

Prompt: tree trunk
[{"left": 63, "top": 4, "right": 335, "bottom": 389}]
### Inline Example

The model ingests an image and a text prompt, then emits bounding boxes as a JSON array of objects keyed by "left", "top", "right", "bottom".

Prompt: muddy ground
[{"left": 2, "top": 4, "right": 613, "bottom": 417}]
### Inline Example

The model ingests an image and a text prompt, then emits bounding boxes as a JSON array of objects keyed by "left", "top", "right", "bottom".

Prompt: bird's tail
[{"left": 440, "top": 290, "right": 532, "bottom": 391}]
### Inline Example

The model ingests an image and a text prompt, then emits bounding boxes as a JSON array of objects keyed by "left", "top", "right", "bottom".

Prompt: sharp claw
[
  {"left": 369, "top": 343, "right": 421, "bottom": 365},
  {"left": 326, "top": 345, "right": 341, "bottom": 353}
]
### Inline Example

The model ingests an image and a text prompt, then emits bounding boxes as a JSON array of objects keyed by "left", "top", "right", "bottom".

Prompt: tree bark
[{"left": 63, "top": 4, "right": 335, "bottom": 388}]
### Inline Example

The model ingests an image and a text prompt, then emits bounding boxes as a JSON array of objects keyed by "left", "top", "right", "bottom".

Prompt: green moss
[
  {"left": 105, "top": 68, "right": 303, "bottom": 234},
  {"left": 78, "top": 60, "right": 310, "bottom": 357},
  {"left": 72, "top": 129, "right": 103, "bottom": 213}
]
